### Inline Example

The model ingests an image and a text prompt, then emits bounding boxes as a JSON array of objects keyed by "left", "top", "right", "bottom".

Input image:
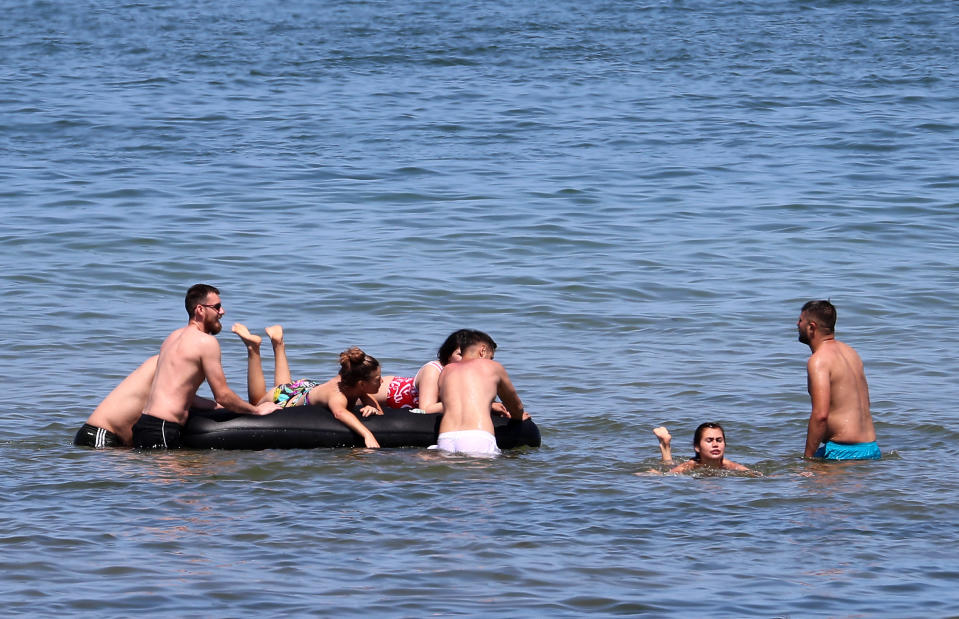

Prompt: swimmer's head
[
  {"left": 186, "top": 283, "right": 224, "bottom": 334},
  {"left": 437, "top": 330, "right": 468, "bottom": 365},
  {"left": 185, "top": 283, "right": 220, "bottom": 317},
  {"left": 339, "top": 346, "right": 381, "bottom": 389},
  {"left": 800, "top": 300, "right": 837, "bottom": 335},
  {"left": 692, "top": 422, "right": 726, "bottom": 462},
  {"left": 438, "top": 329, "right": 497, "bottom": 363},
  {"left": 458, "top": 329, "right": 498, "bottom": 361}
]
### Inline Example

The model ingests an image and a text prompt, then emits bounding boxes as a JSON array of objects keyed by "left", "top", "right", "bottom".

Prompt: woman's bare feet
[
  {"left": 653, "top": 426, "right": 674, "bottom": 465},
  {"left": 653, "top": 426, "right": 672, "bottom": 448},
  {"left": 264, "top": 324, "right": 284, "bottom": 346},
  {"left": 232, "top": 323, "right": 262, "bottom": 353}
]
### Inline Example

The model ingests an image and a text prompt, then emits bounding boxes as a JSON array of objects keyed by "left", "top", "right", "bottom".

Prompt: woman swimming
[{"left": 651, "top": 423, "right": 754, "bottom": 474}]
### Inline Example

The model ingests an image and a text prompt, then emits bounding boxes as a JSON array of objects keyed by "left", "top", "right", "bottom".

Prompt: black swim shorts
[
  {"left": 132, "top": 414, "right": 185, "bottom": 449},
  {"left": 74, "top": 423, "right": 124, "bottom": 448}
]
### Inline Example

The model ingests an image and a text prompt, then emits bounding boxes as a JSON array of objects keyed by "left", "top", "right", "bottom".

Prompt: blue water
[{"left": 2, "top": 0, "right": 959, "bottom": 616}]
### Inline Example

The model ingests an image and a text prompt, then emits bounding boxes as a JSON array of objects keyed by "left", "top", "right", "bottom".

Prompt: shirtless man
[
  {"left": 797, "top": 300, "right": 880, "bottom": 460},
  {"left": 74, "top": 356, "right": 159, "bottom": 447},
  {"left": 74, "top": 355, "right": 220, "bottom": 447},
  {"left": 435, "top": 330, "right": 526, "bottom": 456},
  {"left": 131, "top": 284, "right": 280, "bottom": 449}
]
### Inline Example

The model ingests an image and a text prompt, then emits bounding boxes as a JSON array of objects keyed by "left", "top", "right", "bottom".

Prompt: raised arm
[{"left": 805, "top": 356, "right": 831, "bottom": 458}]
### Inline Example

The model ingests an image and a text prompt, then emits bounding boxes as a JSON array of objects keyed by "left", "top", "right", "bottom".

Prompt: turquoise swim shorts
[{"left": 814, "top": 440, "right": 881, "bottom": 461}]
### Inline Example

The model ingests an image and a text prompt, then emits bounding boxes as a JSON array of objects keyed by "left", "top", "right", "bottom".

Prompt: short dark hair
[
  {"left": 185, "top": 284, "right": 220, "bottom": 317},
  {"left": 457, "top": 329, "right": 497, "bottom": 356},
  {"left": 801, "top": 300, "right": 837, "bottom": 333},
  {"left": 436, "top": 329, "right": 499, "bottom": 364},
  {"left": 692, "top": 422, "right": 725, "bottom": 461}
]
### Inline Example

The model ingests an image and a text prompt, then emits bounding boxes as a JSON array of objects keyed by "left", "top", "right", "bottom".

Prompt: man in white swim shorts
[{"left": 435, "top": 330, "right": 527, "bottom": 456}]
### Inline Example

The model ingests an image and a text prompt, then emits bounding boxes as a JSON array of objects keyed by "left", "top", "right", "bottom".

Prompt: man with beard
[
  {"left": 74, "top": 354, "right": 224, "bottom": 448},
  {"left": 796, "top": 300, "right": 880, "bottom": 460},
  {"left": 131, "top": 284, "right": 280, "bottom": 449}
]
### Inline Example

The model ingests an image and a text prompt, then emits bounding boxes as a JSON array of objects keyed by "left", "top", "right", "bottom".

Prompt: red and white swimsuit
[{"left": 385, "top": 361, "right": 443, "bottom": 409}]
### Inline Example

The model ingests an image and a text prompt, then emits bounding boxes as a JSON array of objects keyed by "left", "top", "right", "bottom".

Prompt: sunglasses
[{"left": 199, "top": 303, "right": 222, "bottom": 311}]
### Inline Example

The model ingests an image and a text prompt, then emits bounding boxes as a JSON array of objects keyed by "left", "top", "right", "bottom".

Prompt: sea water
[{"left": 2, "top": 0, "right": 958, "bottom": 616}]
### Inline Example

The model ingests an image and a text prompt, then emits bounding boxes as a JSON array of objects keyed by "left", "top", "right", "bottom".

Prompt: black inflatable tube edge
[{"left": 183, "top": 404, "right": 541, "bottom": 451}]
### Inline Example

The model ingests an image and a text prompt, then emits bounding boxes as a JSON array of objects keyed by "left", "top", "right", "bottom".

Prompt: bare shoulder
[
  {"left": 669, "top": 460, "right": 697, "bottom": 474},
  {"left": 481, "top": 358, "right": 512, "bottom": 382},
  {"left": 451, "top": 358, "right": 503, "bottom": 374},
  {"left": 837, "top": 340, "right": 864, "bottom": 364},
  {"left": 160, "top": 326, "right": 185, "bottom": 347},
  {"left": 315, "top": 378, "right": 341, "bottom": 397},
  {"left": 481, "top": 358, "right": 508, "bottom": 374},
  {"left": 417, "top": 360, "right": 441, "bottom": 377},
  {"left": 808, "top": 345, "right": 830, "bottom": 363},
  {"left": 192, "top": 327, "right": 219, "bottom": 345},
  {"left": 491, "top": 358, "right": 507, "bottom": 370},
  {"left": 807, "top": 347, "right": 833, "bottom": 373},
  {"left": 193, "top": 331, "right": 222, "bottom": 360}
]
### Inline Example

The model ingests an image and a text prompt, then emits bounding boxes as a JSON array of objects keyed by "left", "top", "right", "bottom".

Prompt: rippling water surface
[{"left": 2, "top": 0, "right": 958, "bottom": 616}]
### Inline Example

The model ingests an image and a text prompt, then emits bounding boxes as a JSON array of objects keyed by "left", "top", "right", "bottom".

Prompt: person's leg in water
[
  {"left": 233, "top": 323, "right": 292, "bottom": 405},
  {"left": 653, "top": 426, "right": 674, "bottom": 465},
  {"left": 233, "top": 323, "right": 267, "bottom": 404},
  {"left": 265, "top": 325, "right": 291, "bottom": 387}
]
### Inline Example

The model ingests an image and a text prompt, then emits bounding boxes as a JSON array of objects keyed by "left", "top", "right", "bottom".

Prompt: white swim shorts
[{"left": 433, "top": 430, "right": 501, "bottom": 456}]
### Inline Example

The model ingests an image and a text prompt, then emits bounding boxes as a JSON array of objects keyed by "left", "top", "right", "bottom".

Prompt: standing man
[
  {"left": 797, "top": 300, "right": 880, "bottom": 460},
  {"left": 132, "top": 284, "right": 280, "bottom": 449},
  {"left": 436, "top": 330, "right": 527, "bottom": 456}
]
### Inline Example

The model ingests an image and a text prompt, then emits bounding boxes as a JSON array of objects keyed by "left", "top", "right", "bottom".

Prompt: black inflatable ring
[{"left": 183, "top": 405, "right": 541, "bottom": 450}]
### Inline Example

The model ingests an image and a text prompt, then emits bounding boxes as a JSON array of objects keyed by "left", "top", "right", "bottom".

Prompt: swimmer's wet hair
[
  {"left": 801, "top": 299, "right": 837, "bottom": 333},
  {"left": 185, "top": 283, "right": 220, "bottom": 317},
  {"left": 339, "top": 346, "right": 379, "bottom": 386}
]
